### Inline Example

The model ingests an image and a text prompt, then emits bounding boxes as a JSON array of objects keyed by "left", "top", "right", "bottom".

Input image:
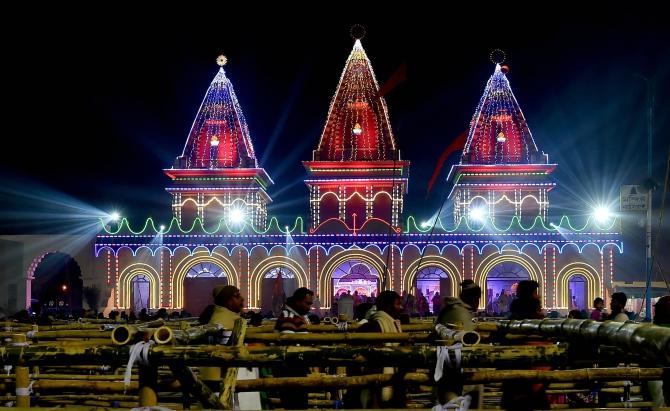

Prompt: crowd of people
[{"left": 328, "top": 289, "right": 444, "bottom": 320}]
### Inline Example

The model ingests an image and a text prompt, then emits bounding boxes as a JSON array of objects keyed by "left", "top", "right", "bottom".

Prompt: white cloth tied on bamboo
[
  {"left": 124, "top": 340, "right": 155, "bottom": 389},
  {"left": 431, "top": 394, "right": 471, "bottom": 411},
  {"left": 433, "top": 343, "right": 462, "bottom": 381},
  {"left": 15, "top": 380, "right": 35, "bottom": 397}
]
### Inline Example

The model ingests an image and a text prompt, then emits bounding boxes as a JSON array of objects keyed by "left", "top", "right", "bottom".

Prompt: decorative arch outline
[
  {"left": 320, "top": 249, "right": 388, "bottom": 308},
  {"left": 402, "top": 256, "right": 462, "bottom": 298},
  {"left": 474, "top": 252, "right": 543, "bottom": 310},
  {"left": 118, "top": 263, "right": 160, "bottom": 309},
  {"left": 249, "top": 256, "right": 308, "bottom": 309},
  {"left": 172, "top": 250, "right": 238, "bottom": 309},
  {"left": 556, "top": 262, "right": 601, "bottom": 309}
]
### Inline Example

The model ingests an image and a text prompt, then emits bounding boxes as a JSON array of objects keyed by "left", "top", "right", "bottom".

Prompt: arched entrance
[
  {"left": 568, "top": 274, "right": 588, "bottom": 310},
  {"left": 261, "top": 267, "right": 298, "bottom": 316},
  {"left": 485, "top": 262, "right": 530, "bottom": 315},
  {"left": 130, "top": 274, "right": 150, "bottom": 313},
  {"left": 183, "top": 262, "right": 229, "bottom": 316},
  {"left": 415, "top": 266, "right": 452, "bottom": 314},
  {"left": 556, "top": 263, "right": 600, "bottom": 310},
  {"left": 332, "top": 260, "right": 379, "bottom": 303},
  {"left": 30, "top": 252, "right": 83, "bottom": 317},
  {"left": 320, "top": 250, "right": 388, "bottom": 308}
]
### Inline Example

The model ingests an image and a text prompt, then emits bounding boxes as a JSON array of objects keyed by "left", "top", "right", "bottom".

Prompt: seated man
[{"left": 275, "top": 287, "right": 313, "bottom": 333}]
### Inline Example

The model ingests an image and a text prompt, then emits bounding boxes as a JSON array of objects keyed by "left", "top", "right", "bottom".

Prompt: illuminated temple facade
[{"left": 93, "top": 40, "right": 622, "bottom": 315}]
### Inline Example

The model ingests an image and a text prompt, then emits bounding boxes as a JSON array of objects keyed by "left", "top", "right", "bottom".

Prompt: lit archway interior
[
  {"left": 568, "top": 274, "right": 588, "bottom": 310},
  {"left": 332, "top": 260, "right": 379, "bottom": 301},
  {"left": 485, "top": 262, "right": 530, "bottom": 315},
  {"left": 415, "top": 266, "right": 452, "bottom": 314},
  {"left": 130, "top": 274, "right": 150, "bottom": 313}
]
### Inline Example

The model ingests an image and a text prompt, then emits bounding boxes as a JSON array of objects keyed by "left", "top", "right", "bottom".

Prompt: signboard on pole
[{"left": 620, "top": 185, "right": 648, "bottom": 211}]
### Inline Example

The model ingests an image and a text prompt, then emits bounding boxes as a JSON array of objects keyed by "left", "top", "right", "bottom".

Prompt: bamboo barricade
[
  {"left": 493, "top": 319, "right": 670, "bottom": 364},
  {"left": 219, "top": 318, "right": 246, "bottom": 409},
  {"left": 32, "top": 379, "right": 139, "bottom": 392},
  {"left": 2, "top": 321, "right": 34, "bottom": 332},
  {"left": 13, "top": 334, "right": 30, "bottom": 408},
  {"left": 23, "top": 339, "right": 112, "bottom": 347},
  {"left": 0, "top": 343, "right": 571, "bottom": 368},
  {"left": 168, "top": 363, "right": 220, "bottom": 409},
  {"left": 30, "top": 374, "right": 138, "bottom": 381},
  {"left": 34, "top": 394, "right": 137, "bottom": 402},
  {"left": 77, "top": 318, "right": 127, "bottom": 324}
]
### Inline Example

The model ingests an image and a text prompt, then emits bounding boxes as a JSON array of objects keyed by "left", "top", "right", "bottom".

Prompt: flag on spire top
[
  {"left": 176, "top": 57, "right": 258, "bottom": 169},
  {"left": 313, "top": 39, "right": 398, "bottom": 161},
  {"left": 461, "top": 64, "right": 546, "bottom": 165}
]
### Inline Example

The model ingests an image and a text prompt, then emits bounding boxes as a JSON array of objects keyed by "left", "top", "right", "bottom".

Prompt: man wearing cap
[
  {"left": 210, "top": 285, "right": 245, "bottom": 331},
  {"left": 202, "top": 285, "right": 262, "bottom": 410},
  {"left": 200, "top": 286, "right": 244, "bottom": 384}
]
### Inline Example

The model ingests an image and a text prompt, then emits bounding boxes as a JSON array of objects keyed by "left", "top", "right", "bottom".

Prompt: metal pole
[{"left": 644, "top": 77, "right": 654, "bottom": 321}]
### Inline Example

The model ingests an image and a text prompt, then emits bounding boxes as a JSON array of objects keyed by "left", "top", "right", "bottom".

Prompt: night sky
[{"left": 2, "top": 8, "right": 669, "bottom": 282}]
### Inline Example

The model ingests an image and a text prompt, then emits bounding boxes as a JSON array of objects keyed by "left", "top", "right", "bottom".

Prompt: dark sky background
[{"left": 1, "top": 8, "right": 669, "bottom": 284}]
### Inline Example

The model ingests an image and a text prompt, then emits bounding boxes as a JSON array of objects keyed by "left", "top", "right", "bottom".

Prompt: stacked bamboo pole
[
  {"left": 494, "top": 319, "right": 670, "bottom": 364},
  {"left": 0, "top": 341, "right": 571, "bottom": 368},
  {"left": 110, "top": 319, "right": 165, "bottom": 345},
  {"left": 231, "top": 367, "right": 666, "bottom": 391}
]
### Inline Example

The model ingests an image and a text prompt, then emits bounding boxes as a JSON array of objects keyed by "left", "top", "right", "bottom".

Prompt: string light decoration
[
  {"left": 314, "top": 39, "right": 397, "bottom": 161},
  {"left": 448, "top": 54, "right": 554, "bottom": 226},
  {"left": 164, "top": 56, "right": 273, "bottom": 230},
  {"left": 177, "top": 55, "right": 257, "bottom": 169},
  {"left": 461, "top": 62, "right": 543, "bottom": 165},
  {"left": 305, "top": 37, "right": 408, "bottom": 229}
]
